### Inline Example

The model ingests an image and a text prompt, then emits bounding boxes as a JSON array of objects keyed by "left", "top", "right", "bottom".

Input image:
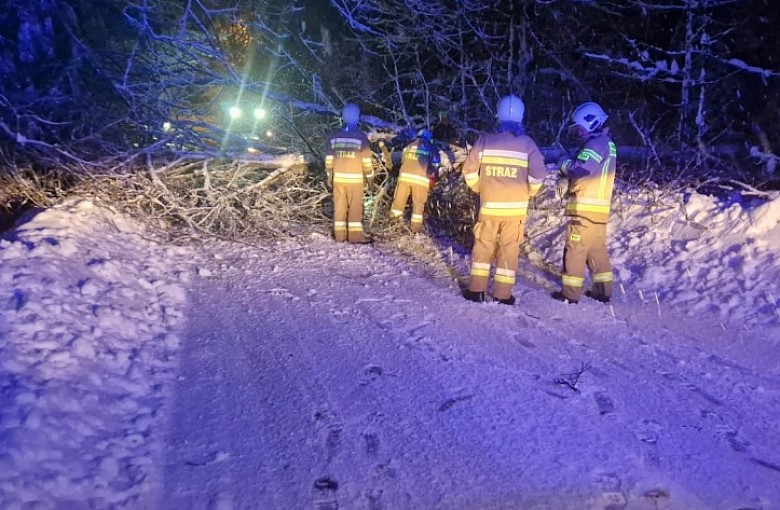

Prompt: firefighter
[
  {"left": 462, "top": 95, "right": 547, "bottom": 305},
  {"left": 324, "top": 103, "right": 374, "bottom": 243},
  {"left": 552, "top": 101, "right": 617, "bottom": 304},
  {"left": 389, "top": 128, "right": 441, "bottom": 234}
]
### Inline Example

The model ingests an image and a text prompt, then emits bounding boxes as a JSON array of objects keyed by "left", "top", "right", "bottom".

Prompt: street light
[{"left": 228, "top": 106, "right": 242, "bottom": 119}]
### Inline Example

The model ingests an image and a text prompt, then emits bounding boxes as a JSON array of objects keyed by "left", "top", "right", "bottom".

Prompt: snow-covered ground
[{"left": 1, "top": 182, "right": 779, "bottom": 509}]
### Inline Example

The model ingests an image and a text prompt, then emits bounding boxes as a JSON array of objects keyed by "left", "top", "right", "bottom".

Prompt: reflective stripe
[
  {"left": 566, "top": 203, "right": 610, "bottom": 215},
  {"left": 578, "top": 148, "right": 603, "bottom": 163},
  {"left": 464, "top": 173, "right": 479, "bottom": 186},
  {"left": 562, "top": 274, "right": 585, "bottom": 287},
  {"left": 333, "top": 171, "right": 364, "bottom": 184},
  {"left": 480, "top": 207, "right": 528, "bottom": 217},
  {"left": 599, "top": 159, "right": 609, "bottom": 199},
  {"left": 480, "top": 200, "right": 529, "bottom": 217},
  {"left": 481, "top": 156, "right": 529, "bottom": 167},
  {"left": 399, "top": 174, "right": 431, "bottom": 186},
  {"left": 494, "top": 273, "right": 515, "bottom": 284},
  {"left": 390, "top": 209, "right": 403, "bottom": 218},
  {"left": 325, "top": 155, "right": 334, "bottom": 165},
  {"left": 411, "top": 214, "right": 423, "bottom": 223},
  {"left": 481, "top": 150, "right": 529, "bottom": 174},
  {"left": 334, "top": 221, "right": 347, "bottom": 232},
  {"left": 348, "top": 222, "right": 364, "bottom": 232},
  {"left": 495, "top": 267, "right": 516, "bottom": 278},
  {"left": 470, "top": 261, "right": 491, "bottom": 277},
  {"left": 482, "top": 201, "right": 528, "bottom": 209},
  {"left": 571, "top": 196, "right": 610, "bottom": 206},
  {"left": 332, "top": 137, "right": 362, "bottom": 149},
  {"left": 528, "top": 175, "right": 544, "bottom": 185},
  {"left": 483, "top": 149, "right": 528, "bottom": 159},
  {"left": 593, "top": 272, "right": 613, "bottom": 283},
  {"left": 529, "top": 182, "right": 542, "bottom": 195}
]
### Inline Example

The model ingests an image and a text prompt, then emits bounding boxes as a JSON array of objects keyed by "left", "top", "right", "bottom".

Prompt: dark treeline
[{"left": 0, "top": 0, "right": 778, "bottom": 182}]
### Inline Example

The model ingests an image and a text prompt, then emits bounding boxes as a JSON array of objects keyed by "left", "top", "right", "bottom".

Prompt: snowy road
[{"left": 159, "top": 236, "right": 780, "bottom": 510}]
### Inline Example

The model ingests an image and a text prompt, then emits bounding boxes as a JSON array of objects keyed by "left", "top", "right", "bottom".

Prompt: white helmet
[
  {"left": 342, "top": 103, "right": 360, "bottom": 125},
  {"left": 497, "top": 95, "right": 525, "bottom": 123},
  {"left": 571, "top": 102, "right": 608, "bottom": 133}
]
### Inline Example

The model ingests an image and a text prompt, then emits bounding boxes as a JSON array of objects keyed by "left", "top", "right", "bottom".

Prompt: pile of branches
[
  {"left": 70, "top": 156, "right": 419, "bottom": 242},
  {"left": 80, "top": 158, "right": 331, "bottom": 241}
]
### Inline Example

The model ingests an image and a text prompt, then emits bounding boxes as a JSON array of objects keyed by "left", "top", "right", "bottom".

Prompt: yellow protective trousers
[
  {"left": 561, "top": 217, "right": 613, "bottom": 301},
  {"left": 390, "top": 181, "right": 430, "bottom": 233},
  {"left": 468, "top": 218, "right": 524, "bottom": 300},
  {"left": 333, "top": 184, "right": 367, "bottom": 243}
]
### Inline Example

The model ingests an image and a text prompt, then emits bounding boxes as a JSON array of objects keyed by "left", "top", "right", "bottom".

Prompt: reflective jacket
[
  {"left": 398, "top": 139, "right": 441, "bottom": 188},
  {"left": 462, "top": 131, "right": 546, "bottom": 219},
  {"left": 324, "top": 127, "right": 373, "bottom": 186},
  {"left": 561, "top": 128, "right": 617, "bottom": 223}
]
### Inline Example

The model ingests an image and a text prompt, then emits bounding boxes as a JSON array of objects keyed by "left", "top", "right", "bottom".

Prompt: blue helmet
[
  {"left": 342, "top": 103, "right": 360, "bottom": 125},
  {"left": 497, "top": 95, "right": 525, "bottom": 123},
  {"left": 418, "top": 128, "right": 433, "bottom": 141}
]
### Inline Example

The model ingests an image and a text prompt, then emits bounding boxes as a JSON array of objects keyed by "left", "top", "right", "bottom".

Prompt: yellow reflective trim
[
  {"left": 562, "top": 275, "right": 585, "bottom": 287},
  {"left": 593, "top": 272, "right": 613, "bottom": 283},
  {"left": 480, "top": 207, "right": 527, "bottom": 217},
  {"left": 411, "top": 214, "right": 423, "bottom": 222},
  {"left": 464, "top": 174, "right": 480, "bottom": 185},
  {"left": 578, "top": 148, "right": 603, "bottom": 163},
  {"left": 399, "top": 174, "right": 431, "bottom": 186},
  {"left": 471, "top": 268, "right": 491, "bottom": 277},
  {"left": 390, "top": 209, "right": 403, "bottom": 217},
  {"left": 566, "top": 203, "right": 610, "bottom": 214},
  {"left": 494, "top": 274, "right": 515, "bottom": 284},
  {"left": 481, "top": 156, "right": 528, "bottom": 167},
  {"left": 483, "top": 201, "right": 528, "bottom": 208}
]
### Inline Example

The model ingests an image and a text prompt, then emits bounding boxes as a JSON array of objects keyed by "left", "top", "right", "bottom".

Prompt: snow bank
[
  {"left": 529, "top": 186, "right": 780, "bottom": 330},
  {"left": 0, "top": 200, "right": 191, "bottom": 509}
]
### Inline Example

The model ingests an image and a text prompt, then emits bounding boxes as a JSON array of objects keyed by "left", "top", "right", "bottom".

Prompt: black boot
[
  {"left": 463, "top": 290, "right": 485, "bottom": 303},
  {"left": 585, "top": 290, "right": 610, "bottom": 303},
  {"left": 551, "top": 291, "right": 578, "bottom": 304},
  {"left": 496, "top": 295, "right": 516, "bottom": 306}
]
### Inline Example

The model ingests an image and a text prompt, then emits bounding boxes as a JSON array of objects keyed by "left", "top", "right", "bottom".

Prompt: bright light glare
[
  {"left": 162, "top": 122, "right": 172, "bottom": 132},
  {"left": 266, "top": 130, "right": 273, "bottom": 138},
  {"left": 229, "top": 106, "right": 242, "bottom": 119},
  {"left": 254, "top": 108, "right": 266, "bottom": 120},
  {"left": 247, "top": 147, "right": 258, "bottom": 153}
]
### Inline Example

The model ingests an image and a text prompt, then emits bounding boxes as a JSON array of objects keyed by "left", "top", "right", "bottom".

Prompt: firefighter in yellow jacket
[
  {"left": 390, "top": 129, "right": 441, "bottom": 233},
  {"left": 462, "top": 95, "right": 547, "bottom": 305},
  {"left": 324, "top": 103, "right": 374, "bottom": 243},
  {"left": 553, "top": 101, "right": 617, "bottom": 304}
]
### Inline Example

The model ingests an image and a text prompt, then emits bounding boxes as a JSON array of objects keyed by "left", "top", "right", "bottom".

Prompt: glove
[{"left": 557, "top": 178, "right": 569, "bottom": 199}]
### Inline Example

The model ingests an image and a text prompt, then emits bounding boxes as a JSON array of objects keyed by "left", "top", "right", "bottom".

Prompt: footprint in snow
[{"left": 312, "top": 476, "right": 339, "bottom": 510}]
